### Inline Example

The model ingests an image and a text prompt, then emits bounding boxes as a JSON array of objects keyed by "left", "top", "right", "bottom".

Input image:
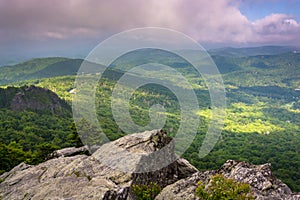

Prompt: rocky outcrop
[
  {"left": 9, "top": 85, "right": 70, "bottom": 114},
  {"left": 156, "top": 160, "right": 300, "bottom": 200},
  {"left": 93, "top": 129, "right": 198, "bottom": 195},
  {"left": 0, "top": 130, "right": 299, "bottom": 200},
  {"left": 0, "top": 130, "right": 197, "bottom": 200}
]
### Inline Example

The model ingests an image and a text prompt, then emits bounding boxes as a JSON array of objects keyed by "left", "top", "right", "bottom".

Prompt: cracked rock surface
[{"left": 0, "top": 130, "right": 197, "bottom": 200}]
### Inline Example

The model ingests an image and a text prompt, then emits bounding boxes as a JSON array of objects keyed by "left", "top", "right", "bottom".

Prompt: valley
[{"left": 0, "top": 46, "right": 300, "bottom": 191}]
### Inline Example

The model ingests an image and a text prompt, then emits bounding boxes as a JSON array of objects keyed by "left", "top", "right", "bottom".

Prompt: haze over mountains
[{"left": 1, "top": 45, "right": 300, "bottom": 67}]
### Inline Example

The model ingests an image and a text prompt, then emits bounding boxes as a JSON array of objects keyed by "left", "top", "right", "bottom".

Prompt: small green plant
[
  {"left": 73, "top": 171, "right": 80, "bottom": 177},
  {"left": 71, "top": 171, "right": 92, "bottom": 181},
  {"left": 195, "top": 174, "right": 254, "bottom": 200},
  {"left": 132, "top": 182, "right": 161, "bottom": 200}
]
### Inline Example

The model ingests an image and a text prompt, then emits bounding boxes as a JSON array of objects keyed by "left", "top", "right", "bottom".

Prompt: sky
[{"left": 0, "top": 0, "right": 300, "bottom": 64}]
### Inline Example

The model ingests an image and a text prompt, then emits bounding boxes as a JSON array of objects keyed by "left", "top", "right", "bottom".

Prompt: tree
[
  {"left": 31, "top": 143, "right": 59, "bottom": 164},
  {"left": 67, "top": 122, "right": 84, "bottom": 148}
]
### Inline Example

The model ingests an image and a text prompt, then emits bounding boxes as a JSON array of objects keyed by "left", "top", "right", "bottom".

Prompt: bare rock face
[
  {"left": 0, "top": 130, "right": 197, "bottom": 200},
  {"left": 9, "top": 85, "right": 69, "bottom": 114},
  {"left": 0, "top": 155, "right": 131, "bottom": 199},
  {"left": 155, "top": 160, "right": 300, "bottom": 200},
  {"left": 219, "top": 160, "right": 295, "bottom": 199}
]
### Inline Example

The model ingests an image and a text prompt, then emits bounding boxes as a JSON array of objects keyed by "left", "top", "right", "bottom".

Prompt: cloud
[
  {"left": 252, "top": 13, "right": 300, "bottom": 44},
  {"left": 0, "top": 0, "right": 180, "bottom": 38},
  {"left": 0, "top": 0, "right": 300, "bottom": 51},
  {"left": 175, "top": 0, "right": 253, "bottom": 43}
]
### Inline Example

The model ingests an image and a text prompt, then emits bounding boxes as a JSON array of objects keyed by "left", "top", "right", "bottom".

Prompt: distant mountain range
[
  {"left": 208, "top": 45, "right": 300, "bottom": 57},
  {"left": 1, "top": 46, "right": 300, "bottom": 88},
  {"left": 1, "top": 45, "right": 299, "bottom": 67},
  {"left": 0, "top": 57, "right": 104, "bottom": 85}
]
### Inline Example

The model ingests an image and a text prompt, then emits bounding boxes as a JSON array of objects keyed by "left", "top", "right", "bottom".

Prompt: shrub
[
  {"left": 195, "top": 174, "right": 254, "bottom": 200},
  {"left": 132, "top": 182, "right": 161, "bottom": 200}
]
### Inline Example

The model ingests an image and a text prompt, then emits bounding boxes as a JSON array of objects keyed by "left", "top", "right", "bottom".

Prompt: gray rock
[
  {"left": 0, "top": 130, "right": 197, "bottom": 200},
  {"left": 0, "top": 155, "right": 132, "bottom": 200},
  {"left": 48, "top": 146, "right": 90, "bottom": 159},
  {"left": 155, "top": 171, "right": 216, "bottom": 200},
  {"left": 156, "top": 160, "right": 300, "bottom": 200},
  {"left": 93, "top": 129, "right": 179, "bottom": 173}
]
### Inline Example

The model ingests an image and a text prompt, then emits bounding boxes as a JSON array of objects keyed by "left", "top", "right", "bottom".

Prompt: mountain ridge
[
  {"left": 1, "top": 46, "right": 300, "bottom": 86},
  {"left": 209, "top": 45, "right": 300, "bottom": 57}
]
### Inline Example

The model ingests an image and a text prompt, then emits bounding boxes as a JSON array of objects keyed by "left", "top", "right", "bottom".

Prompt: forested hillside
[
  {"left": 0, "top": 47, "right": 300, "bottom": 191},
  {"left": 0, "top": 57, "right": 104, "bottom": 85},
  {"left": 0, "top": 86, "right": 81, "bottom": 174}
]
